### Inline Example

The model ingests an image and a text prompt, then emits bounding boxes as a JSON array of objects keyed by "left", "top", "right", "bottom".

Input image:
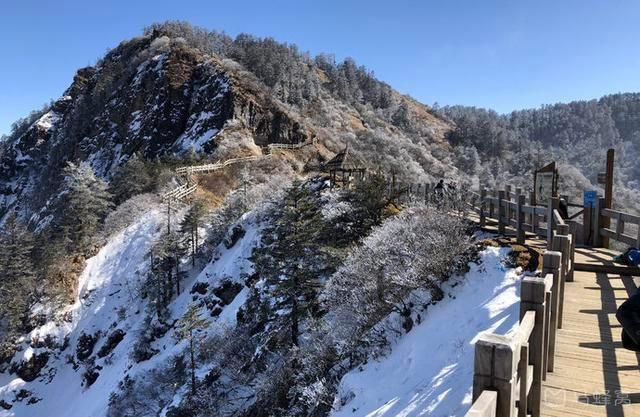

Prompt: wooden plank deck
[{"left": 540, "top": 246, "right": 640, "bottom": 417}]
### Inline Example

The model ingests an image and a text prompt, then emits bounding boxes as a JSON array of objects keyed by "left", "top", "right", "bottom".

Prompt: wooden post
[
  {"left": 505, "top": 185, "right": 512, "bottom": 221},
  {"left": 546, "top": 198, "right": 554, "bottom": 248},
  {"left": 489, "top": 189, "right": 496, "bottom": 219},
  {"left": 498, "top": 191, "right": 506, "bottom": 235},
  {"left": 602, "top": 148, "right": 614, "bottom": 248},
  {"left": 529, "top": 191, "right": 536, "bottom": 234},
  {"left": 552, "top": 233, "right": 569, "bottom": 332},
  {"left": 515, "top": 187, "right": 522, "bottom": 222},
  {"left": 520, "top": 276, "right": 549, "bottom": 417},
  {"left": 480, "top": 188, "right": 487, "bottom": 227},
  {"left": 567, "top": 223, "right": 576, "bottom": 282},
  {"left": 517, "top": 194, "right": 525, "bottom": 244},
  {"left": 593, "top": 197, "right": 604, "bottom": 247},
  {"left": 518, "top": 343, "right": 529, "bottom": 417},
  {"left": 542, "top": 251, "right": 561, "bottom": 372},
  {"left": 472, "top": 333, "right": 518, "bottom": 417},
  {"left": 583, "top": 202, "right": 593, "bottom": 247}
]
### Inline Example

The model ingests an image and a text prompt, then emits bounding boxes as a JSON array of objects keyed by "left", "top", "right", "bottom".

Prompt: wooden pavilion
[{"left": 324, "top": 145, "right": 366, "bottom": 186}]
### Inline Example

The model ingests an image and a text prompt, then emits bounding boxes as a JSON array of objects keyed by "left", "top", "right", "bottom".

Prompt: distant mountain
[
  {"left": 0, "top": 21, "right": 453, "bottom": 230},
  {"left": 3, "top": 20, "right": 640, "bottom": 417},
  {"left": 439, "top": 93, "right": 640, "bottom": 210}
]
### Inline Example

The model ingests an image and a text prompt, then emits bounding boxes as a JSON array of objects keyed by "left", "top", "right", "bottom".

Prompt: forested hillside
[
  {"left": 2, "top": 19, "right": 640, "bottom": 417},
  {"left": 0, "top": 21, "right": 471, "bottom": 417},
  {"left": 439, "top": 94, "right": 640, "bottom": 210}
]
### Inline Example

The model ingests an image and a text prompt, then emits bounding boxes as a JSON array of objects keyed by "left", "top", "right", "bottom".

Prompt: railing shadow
[{"left": 574, "top": 271, "right": 640, "bottom": 417}]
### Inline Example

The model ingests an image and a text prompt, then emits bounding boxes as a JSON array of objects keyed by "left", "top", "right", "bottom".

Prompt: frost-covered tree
[
  {"left": 0, "top": 213, "right": 36, "bottom": 357},
  {"left": 59, "top": 162, "right": 113, "bottom": 252},
  {"left": 109, "top": 153, "right": 154, "bottom": 204},
  {"left": 174, "top": 304, "right": 210, "bottom": 396},
  {"left": 253, "top": 181, "right": 333, "bottom": 346},
  {"left": 324, "top": 205, "right": 471, "bottom": 345},
  {"left": 180, "top": 200, "right": 207, "bottom": 266}
]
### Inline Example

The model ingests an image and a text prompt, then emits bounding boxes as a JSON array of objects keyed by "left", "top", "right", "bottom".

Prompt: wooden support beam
[
  {"left": 542, "top": 251, "right": 561, "bottom": 373},
  {"left": 472, "top": 334, "right": 518, "bottom": 417},
  {"left": 593, "top": 197, "right": 604, "bottom": 247},
  {"left": 520, "top": 276, "right": 549, "bottom": 417},
  {"left": 602, "top": 148, "right": 614, "bottom": 248},
  {"left": 517, "top": 194, "right": 525, "bottom": 244},
  {"left": 480, "top": 188, "right": 487, "bottom": 227},
  {"left": 498, "top": 191, "right": 506, "bottom": 235},
  {"left": 574, "top": 263, "right": 640, "bottom": 276}
]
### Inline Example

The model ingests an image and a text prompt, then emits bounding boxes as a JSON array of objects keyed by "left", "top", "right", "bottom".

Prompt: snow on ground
[
  {"left": 0, "top": 209, "right": 165, "bottom": 417},
  {"left": 331, "top": 246, "right": 522, "bottom": 417},
  {"left": 0, "top": 208, "right": 264, "bottom": 417}
]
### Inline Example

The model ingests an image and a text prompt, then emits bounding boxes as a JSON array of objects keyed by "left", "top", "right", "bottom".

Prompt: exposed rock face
[
  {"left": 0, "top": 34, "right": 310, "bottom": 227},
  {"left": 11, "top": 352, "right": 49, "bottom": 382}
]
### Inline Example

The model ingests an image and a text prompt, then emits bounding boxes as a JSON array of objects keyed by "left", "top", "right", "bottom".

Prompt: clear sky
[{"left": 2, "top": 0, "right": 640, "bottom": 136}]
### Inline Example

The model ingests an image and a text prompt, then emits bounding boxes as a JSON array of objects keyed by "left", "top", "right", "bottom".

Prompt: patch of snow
[
  {"left": 0, "top": 206, "right": 266, "bottom": 417},
  {"left": 35, "top": 111, "right": 60, "bottom": 132},
  {"left": 331, "top": 246, "right": 522, "bottom": 417}
]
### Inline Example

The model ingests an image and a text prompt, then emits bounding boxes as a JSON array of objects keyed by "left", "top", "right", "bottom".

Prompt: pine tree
[
  {"left": 253, "top": 182, "right": 331, "bottom": 346},
  {"left": 110, "top": 153, "right": 153, "bottom": 204},
  {"left": 180, "top": 201, "right": 207, "bottom": 267},
  {"left": 346, "top": 172, "right": 388, "bottom": 236},
  {"left": 0, "top": 213, "right": 36, "bottom": 351},
  {"left": 174, "top": 304, "right": 210, "bottom": 396},
  {"left": 59, "top": 163, "right": 113, "bottom": 252},
  {"left": 32, "top": 227, "right": 74, "bottom": 301},
  {"left": 152, "top": 230, "right": 187, "bottom": 299}
]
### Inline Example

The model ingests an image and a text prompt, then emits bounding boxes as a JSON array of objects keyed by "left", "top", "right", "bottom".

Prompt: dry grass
[{"left": 480, "top": 237, "right": 543, "bottom": 271}]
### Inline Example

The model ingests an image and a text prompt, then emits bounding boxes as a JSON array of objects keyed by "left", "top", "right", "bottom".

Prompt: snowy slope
[
  {"left": 331, "top": 247, "right": 522, "bottom": 417},
  {"left": 0, "top": 209, "right": 263, "bottom": 417},
  {"left": 0, "top": 210, "right": 166, "bottom": 417}
]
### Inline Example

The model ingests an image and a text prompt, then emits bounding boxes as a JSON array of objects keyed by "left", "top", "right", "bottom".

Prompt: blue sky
[{"left": 2, "top": 0, "right": 640, "bottom": 136}]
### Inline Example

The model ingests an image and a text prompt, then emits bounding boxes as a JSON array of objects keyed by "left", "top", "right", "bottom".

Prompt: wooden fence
[
  {"left": 593, "top": 198, "right": 640, "bottom": 248},
  {"left": 463, "top": 187, "right": 575, "bottom": 417},
  {"left": 164, "top": 155, "right": 271, "bottom": 202},
  {"left": 163, "top": 138, "right": 318, "bottom": 202}
]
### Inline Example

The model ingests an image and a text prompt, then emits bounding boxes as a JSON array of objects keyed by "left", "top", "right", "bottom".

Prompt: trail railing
[
  {"left": 592, "top": 198, "right": 640, "bottom": 248},
  {"left": 163, "top": 138, "right": 319, "bottom": 202},
  {"left": 464, "top": 186, "right": 575, "bottom": 417}
]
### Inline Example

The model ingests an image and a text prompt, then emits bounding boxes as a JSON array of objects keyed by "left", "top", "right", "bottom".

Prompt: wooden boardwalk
[{"left": 540, "top": 246, "right": 640, "bottom": 417}]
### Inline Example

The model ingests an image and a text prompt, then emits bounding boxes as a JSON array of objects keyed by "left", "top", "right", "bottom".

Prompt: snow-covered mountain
[
  {"left": 0, "top": 22, "right": 454, "bottom": 230},
  {"left": 0, "top": 22, "right": 524, "bottom": 417}
]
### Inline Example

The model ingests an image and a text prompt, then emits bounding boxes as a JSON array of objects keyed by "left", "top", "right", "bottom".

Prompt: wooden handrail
[
  {"left": 601, "top": 208, "right": 640, "bottom": 224},
  {"left": 466, "top": 390, "right": 497, "bottom": 417},
  {"left": 466, "top": 187, "right": 574, "bottom": 417}
]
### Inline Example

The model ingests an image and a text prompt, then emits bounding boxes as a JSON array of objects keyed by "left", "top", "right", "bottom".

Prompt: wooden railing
[
  {"left": 594, "top": 202, "right": 640, "bottom": 248},
  {"left": 265, "top": 137, "right": 317, "bottom": 151},
  {"left": 174, "top": 155, "right": 268, "bottom": 175},
  {"left": 464, "top": 187, "right": 575, "bottom": 417},
  {"left": 163, "top": 138, "right": 319, "bottom": 202}
]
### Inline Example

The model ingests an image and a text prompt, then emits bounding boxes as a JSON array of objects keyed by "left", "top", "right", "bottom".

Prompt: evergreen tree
[
  {"left": 253, "top": 182, "right": 331, "bottom": 346},
  {"left": 152, "top": 230, "right": 187, "bottom": 299},
  {"left": 345, "top": 172, "right": 388, "bottom": 238},
  {"left": 180, "top": 201, "right": 207, "bottom": 266},
  {"left": 59, "top": 163, "right": 113, "bottom": 252},
  {"left": 0, "top": 213, "right": 36, "bottom": 354},
  {"left": 32, "top": 227, "right": 75, "bottom": 301},
  {"left": 110, "top": 153, "right": 153, "bottom": 204},
  {"left": 174, "top": 304, "right": 210, "bottom": 396}
]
